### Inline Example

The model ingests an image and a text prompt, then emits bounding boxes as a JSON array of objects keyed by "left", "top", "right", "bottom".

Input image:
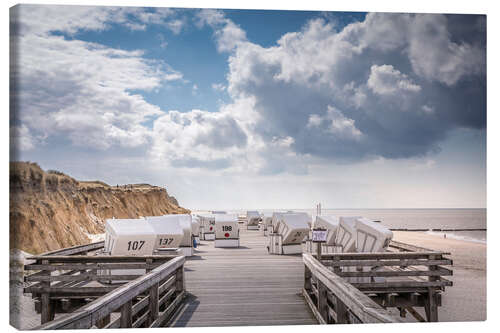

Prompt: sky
[{"left": 9, "top": 4, "right": 487, "bottom": 210}]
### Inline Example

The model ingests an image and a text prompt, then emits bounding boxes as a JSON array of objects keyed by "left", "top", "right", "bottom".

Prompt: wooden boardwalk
[{"left": 170, "top": 227, "right": 317, "bottom": 327}]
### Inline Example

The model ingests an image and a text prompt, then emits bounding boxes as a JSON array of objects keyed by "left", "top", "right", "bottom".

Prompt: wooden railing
[
  {"left": 24, "top": 254, "right": 186, "bottom": 329},
  {"left": 304, "top": 247, "right": 453, "bottom": 323},
  {"left": 303, "top": 253, "right": 400, "bottom": 324},
  {"left": 38, "top": 241, "right": 105, "bottom": 256}
]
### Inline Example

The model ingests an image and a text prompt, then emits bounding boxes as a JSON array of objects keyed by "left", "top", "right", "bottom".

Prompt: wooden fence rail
[
  {"left": 305, "top": 247, "right": 453, "bottom": 323},
  {"left": 29, "top": 256, "right": 186, "bottom": 329},
  {"left": 303, "top": 253, "right": 401, "bottom": 324}
]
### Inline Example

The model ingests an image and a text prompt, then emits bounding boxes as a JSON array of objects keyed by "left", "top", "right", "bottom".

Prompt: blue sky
[{"left": 10, "top": 5, "right": 486, "bottom": 209}]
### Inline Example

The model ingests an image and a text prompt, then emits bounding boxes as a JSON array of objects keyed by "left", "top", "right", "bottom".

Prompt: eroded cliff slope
[{"left": 10, "top": 162, "right": 190, "bottom": 254}]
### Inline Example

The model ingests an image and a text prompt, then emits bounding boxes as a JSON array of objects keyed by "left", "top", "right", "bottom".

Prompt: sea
[{"left": 212, "top": 208, "right": 487, "bottom": 244}]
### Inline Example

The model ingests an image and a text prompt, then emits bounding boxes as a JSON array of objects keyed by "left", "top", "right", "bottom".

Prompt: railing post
[
  {"left": 146, "top": 258, "right": 153, "bottom": 273},
  {"left": 304, "top": 264, "right": 312, "bottom": 293},
  {"left": 148, "top": 282, "right": 159, "bottom": 326},
  {"left": 120, "top": 300, "right": 133, "bottom": 328},
  {"left": 96, "top": 314, "right": 110, "bottom": 328},
  {"left": 40, "top": 259, "right": 54, "bottom": 324},
  {"left": 425, "top": 254, "right": 439, "bottom": 322},
  {"left": 176, "top": 267, "right": 185, "bottom": 294},
  {"left": 336, "top": 297, "right": 348, "bottom": 324},
  {"left": 317, "top": 280, "right": 329, "bottom": 323}
]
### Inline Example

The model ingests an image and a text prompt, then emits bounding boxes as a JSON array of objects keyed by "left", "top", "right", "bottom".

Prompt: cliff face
[{"left": 10, "top": 162, "right": 190, "bottom": 254}]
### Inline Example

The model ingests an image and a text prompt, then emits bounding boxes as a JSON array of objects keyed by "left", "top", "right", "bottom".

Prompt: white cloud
[
  {"left": 150, "top": 109, "right": 247, "bottom": 169},
  {"left": 11, "top": 7, "right": 486, "bottom": 178},
  {"left": 195, "top": 9, "right": 247, "bottom": 53},
  {"left": 307, "top": 107, "right": 362, "bottom": 140},
  {"left": 166, "top": 19, "right": 185, "bottom": 34},
  {"left": 407, "top": 14, "right": 485, "bottom": 86},
  {"left": 367, "top": 64, "right": 421, "bottom": 95},
  {"left": 11, "top": 5, "right": 184, "bottom": 151},
  {"left": 10, "top": 125, "right": 36, "bottom": 151},
  {"left": 221, "top": 13, "right": 484, "bottom": 162}
]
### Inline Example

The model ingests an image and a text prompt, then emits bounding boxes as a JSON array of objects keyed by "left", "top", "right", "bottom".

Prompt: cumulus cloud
[
  {"left": 150, "top": 110, "right": 247, "bottom": 169},
  {"left": 11, "top": 7, "right": 486, "bottom": 176},
  {"left": 195, "top": 9, "right": 247, "bottom": 53},
  {"left": 10, "top": 4, "right": 184, "bottom": 151},
  {"left": 10, "top": 125, "right": 36, "bottom": 152},
  {"left": 307, "top": 106, "right": 362, "bottom": 140},
  {"left": 367, "top": 64, "right": 421, "bottom": 95},
  {"left": 220, "top": 12, "right": 485, "bottom": 163}
]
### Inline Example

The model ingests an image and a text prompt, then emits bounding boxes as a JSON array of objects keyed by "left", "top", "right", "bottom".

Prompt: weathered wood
[
  {"left": 25, "top": 286, "right": 118, "bottom": 295},
  {"left": 96, "top": 314, "right": 110, "bottom": 328},
  {"left": 425, "top": 290, "right": 439, "bottom": 322},
  {"left": 302, "top": 288, "right": 327, "bottom": 324},
  {"left": 120, "top": 300, "right": 133, "bottom": 328},
  {"left": 175, "top": 267, "right": 184, "bottom": 293},
  {"left": 40, "top": 259, "right": 52, "bottom": 324},
  {"left": 25, "top": 263, "right": 161, "bottom": 271},
  {"left": 319, "top": 251, "right": 449, "bottom": 260},
  {"left": 169, "top": 228, "right": 316, "bottom": 328},
  {"left": 388, "top": 240, "right": 434, "bottom": 252},
  {"left": 337, "top": 268, "right": 452, "bottom": 278},
  {"left": 317, "top": 280, "right": 328, "bottom": 323},
  {"left": 148, "top": 283, "right": 159, "bottom": 325},
  {"left": 407, "top": 306, "right": 426, "bottom": 322},
  {"left": 336, "top": 296, "right": 349, "bottom": 324},
  {"left": 324, "top": 259, "right": 453, "bottom": 267},
  {"left": 33, "top": 256, "right": 185, "bottom": 330},
  {"left": 151, "top": 291, "right": 185, "bottom": 327},
  {"left": 303, "top": 253, "right": 401, "bottom": 323},
  {"left": 159, "top": 288, "right": 176, "bottom": 307},
  {"left": 351, "top": 280, "right": 452, "bottom": 289},
  {"left": 370, "top": 292, "right": 441, "bottom": 308},
  {"left": 133, "top": 310, "right": 150, "bottom": 328},
  {"left": 26, "top": 255, "right": 176, "bottom": 263},
  {"left": 26, "top": 274, "right": 142, "bottom": 282},
  {"left": 304, "top": 265, "right": 312, "bottom": 292},
  {"left": 39, "top": 242, "right": 105, "bottom": 256}
]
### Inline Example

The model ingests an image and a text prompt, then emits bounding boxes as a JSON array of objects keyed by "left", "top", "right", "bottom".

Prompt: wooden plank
[
  {"left": 120, "top": 300, "right": 133, "bottom": 328},
  {"left": 302, "top": 288, "right": 326, "bottom": 324},
  {"left": 317, "top": 280, "right": 329, "bottom": 323},
  {"left": 25, "top": 286, "right": 118, "bottom": 295},
  {"left": 148, "top": 283, "right": 159, "bottom": 325},
  {"left": 40, "top": 259, "right": 52, "bottom": 324},
  {"left": 324, "top": 259, "right": 453, "bottom": 267},
  {"left": 25, "top": 263, "right": 160, "bottom": 271},
  {"left": 303, "top": 253, "right": 401, "bottom": 323},
  {"left": 26, "top": 274, "right": 142, "bottom": 282},
  {"left": 388, "top": 240, "right": 435, "bottom": 253},
  {"left": 319, "top": 252, "right": 449, "bottom": 260},
  {"left": 26, "top": 255, "right": 177, "bottom": 262},
  {"left": 407, "top": 306, "right": 426, "bottom": 322},
  {"left": 337, "top": 268, "right": 452, "bottom": 278},
  {"left": 159, "top": 288, "right": 176, "bottom": 307},
  {"left": 336, "top": 295, "right": 349, "bottom": 324},
  {"left": 133, "top": 310, "right": 150, "bottom": 328},
  {"left": 151, "top": 291, "right": 185, "bottom": 327},
  {"left": 39, "top": 242, "right": 105, "bottom": 256},
  {"left": 352, "top": 280, "right": 452, "bottom": 289}
]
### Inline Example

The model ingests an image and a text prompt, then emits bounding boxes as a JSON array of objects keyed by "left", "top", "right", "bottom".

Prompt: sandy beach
[{"left": 392, "top": 231, "right": 486, "bottom": 322}]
